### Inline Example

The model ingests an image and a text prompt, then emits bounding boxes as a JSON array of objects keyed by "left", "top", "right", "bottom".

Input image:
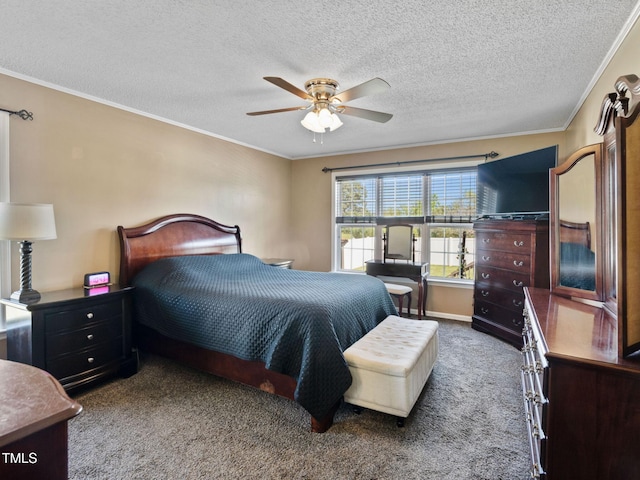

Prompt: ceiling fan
[{"left": 246, "top": 77, "right": 393, "bottom": 134}]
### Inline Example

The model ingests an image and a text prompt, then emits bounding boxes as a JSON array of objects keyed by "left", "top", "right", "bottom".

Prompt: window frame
[
  {"left": 0, "top": 113, "right": 10, "bottom": 332},
  {"left": 331, "top": 158, "right": 483, "bottom": 283}
]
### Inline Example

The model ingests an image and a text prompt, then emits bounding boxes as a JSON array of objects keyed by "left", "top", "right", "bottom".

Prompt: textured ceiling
[{"left": 1, "top": 1, "right": 639, "bottom": 159}]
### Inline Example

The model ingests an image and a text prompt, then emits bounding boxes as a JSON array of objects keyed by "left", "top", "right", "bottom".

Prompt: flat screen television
[{"left": 476, "top": 145, "right": 557, "bottom": 218}]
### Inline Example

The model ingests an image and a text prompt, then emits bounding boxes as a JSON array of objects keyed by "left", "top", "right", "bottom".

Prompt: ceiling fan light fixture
[
  {"left": 248, "top": 76, "right": 391, "bottom": 138},
  {"left": 318, "top": 107, "right": 333, "bottom": 128},
  {"left": 329, "top": 113, "right": 343, "bottom": 131},
  {"left": 301, "top": 111, "right": 325, "bottom": 133}
]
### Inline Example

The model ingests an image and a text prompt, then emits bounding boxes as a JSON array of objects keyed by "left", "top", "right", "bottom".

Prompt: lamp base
[{"left": 10, "top": 288, "right": 41, "bottom": 305}]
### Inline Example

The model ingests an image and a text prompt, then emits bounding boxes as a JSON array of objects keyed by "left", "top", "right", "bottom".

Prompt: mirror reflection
[
  {"left": 557, "top": 153, "right": 597, "bottom": 291},
  {"left": 551, "top": 145, "right": 603, "bottom": 302}
]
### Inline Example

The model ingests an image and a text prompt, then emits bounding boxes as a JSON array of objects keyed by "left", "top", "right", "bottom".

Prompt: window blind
[{"left": 335, "top": 168, "right": 477, "bottom": 225}]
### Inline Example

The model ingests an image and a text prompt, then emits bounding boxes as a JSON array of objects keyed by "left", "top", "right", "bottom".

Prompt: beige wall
[
  {"left": 566, "top": 15, "right": 640, "bottom": 151},
  {"left": 0, "top": 74, "right": 292, "bottom": 291}
]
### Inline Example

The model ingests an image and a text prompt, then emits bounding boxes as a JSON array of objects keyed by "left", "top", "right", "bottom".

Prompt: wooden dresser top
[
  {"left": 526, "top": 287, "right": 640, "bottom": 374},
  {"left": 0, "top": 360, "right": 82, "bottom": 447}
]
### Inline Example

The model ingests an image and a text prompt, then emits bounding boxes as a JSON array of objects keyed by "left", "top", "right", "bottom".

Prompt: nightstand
[
  {"left": 261, "top": 258, "right": 294, "bottom": 269},
  {"left": 1, "top": 286, "right": 137, "bottom": 392}
]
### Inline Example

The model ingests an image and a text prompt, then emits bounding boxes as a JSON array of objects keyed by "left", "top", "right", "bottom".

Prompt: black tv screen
[{"left": 476, "top": 145, "right": 557, "bottom": 217}]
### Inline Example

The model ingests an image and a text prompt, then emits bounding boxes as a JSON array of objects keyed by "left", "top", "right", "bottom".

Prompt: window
[{"left": 334, "top": 166, "right": 477, "bottom": 281}]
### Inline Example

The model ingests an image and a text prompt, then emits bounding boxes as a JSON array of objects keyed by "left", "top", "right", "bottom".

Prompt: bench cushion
[
  {"left": 344, "top": 315, "right": 438, "bottom": 377},
  {"left": 384, "top": 283, "right": 413, "bottom": 296}
]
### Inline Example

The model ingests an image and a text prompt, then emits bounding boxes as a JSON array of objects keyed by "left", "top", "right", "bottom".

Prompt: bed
[
  {"left": 558, "top": 220, "right": 596, "bottom": 291},
  {"left": 117, "top": 213, "right": 397, "bottom": 432}
]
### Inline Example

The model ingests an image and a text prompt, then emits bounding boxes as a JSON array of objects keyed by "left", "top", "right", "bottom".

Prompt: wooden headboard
[
  {"left": 117, "top": 214, "right": 242, "bottom": 287},
  {"left": 559, "top": 220, "right": 591, "bottom": 250}
]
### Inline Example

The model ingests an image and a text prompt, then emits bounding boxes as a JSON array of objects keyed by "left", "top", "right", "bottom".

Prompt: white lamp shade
[
  {"left": 0, "top": 203, "right": 57, "bottom": 241},
  {"left": 301, "top": 111, "right": 325, "bottom": 133},
  {"left": 329, "top": 113, "right": 343, "bottom": 131},
  {"left": 317, "top": 107, "right": 333, "bottom": 128}
]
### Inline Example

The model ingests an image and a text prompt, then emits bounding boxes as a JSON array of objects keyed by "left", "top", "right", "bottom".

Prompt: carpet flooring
[{"left": 68, "top": 319, "right": 530, "bottom": 479}]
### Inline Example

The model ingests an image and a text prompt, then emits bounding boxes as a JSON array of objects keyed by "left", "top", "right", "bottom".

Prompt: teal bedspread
[{"left": 132, "top": 253, "right": 397, "bottom": 419}]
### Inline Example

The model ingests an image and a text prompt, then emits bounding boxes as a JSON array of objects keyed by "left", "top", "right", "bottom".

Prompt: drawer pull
[
  {"left": 482, "top": 238, "right": 490, "bottom": 243},
  {"left": 87, "top": 334, "right": 94, "bottom": 341},
  {"left": 87, "top": 312, "right": 94, "bottom": 319},
  {"left": 482, "top": 255, "right": 491, "bottom": 261},
  {"left": 481, "top": 290, "right": 490, "bottom": 297},
  {"left": 512, "top": 280, "right": 524, "bottom": 287},
  {"left": 480, "top": 307, "right": 489, "bottom": 315},
  {"left": 512, "top": 299, "right": 523, "bottom": 307},
  {"left": 87, "top": 357, "right": 95, "bottom": 364},
  {"left": 481, "top": 272, "right": 490, "bottom": 279},
  {"left": 513, "top": 240, "right": 524, "bottom": 247},
  {"left": 513, "top": 260, "right": 524, "bottom": 267},
  {"left": 532, "top": 424, "right": 541, "bottom": 438}
]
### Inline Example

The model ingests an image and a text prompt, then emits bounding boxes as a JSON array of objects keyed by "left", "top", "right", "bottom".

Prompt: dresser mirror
[
  {"left": 550, "top": 144, "right": 604, "bottom": 302},
  {"left": 383, "top": 225, "right": 414, "bottom": 262}
]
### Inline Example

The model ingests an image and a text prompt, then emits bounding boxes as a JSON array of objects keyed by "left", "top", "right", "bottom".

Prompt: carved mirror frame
[
  {"left": 596, "top": 73, "right": 640, "bottom": 357},
  {"left": 550, "top": 144, "right": 604, "bottom": 302}
]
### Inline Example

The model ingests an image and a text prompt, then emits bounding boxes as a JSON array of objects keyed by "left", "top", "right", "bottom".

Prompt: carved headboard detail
[{"left": 117, "top": 214, "right": 242, "bottom": 287}]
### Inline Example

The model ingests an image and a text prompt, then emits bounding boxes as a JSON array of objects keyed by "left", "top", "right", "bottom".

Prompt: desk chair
[{"left": 384, "top": 283, "right": 412, "bottom": 317}]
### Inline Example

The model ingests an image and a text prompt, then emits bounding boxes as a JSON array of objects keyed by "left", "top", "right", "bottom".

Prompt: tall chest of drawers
[
  {"left": 472, "top": 218, "right": 549, "bottom": 346},
  {"left": 2, "top": 286, "right": 138, "bottom": 392}
]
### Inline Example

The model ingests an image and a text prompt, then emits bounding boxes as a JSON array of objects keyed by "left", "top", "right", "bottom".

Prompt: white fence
[{"left": 342, "top": 236, "right": 476, "bottom": 272}]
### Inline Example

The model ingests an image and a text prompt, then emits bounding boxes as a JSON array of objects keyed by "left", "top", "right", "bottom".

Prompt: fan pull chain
[{"left": 311, "top": 132, "right": 324, "bottom": 144}]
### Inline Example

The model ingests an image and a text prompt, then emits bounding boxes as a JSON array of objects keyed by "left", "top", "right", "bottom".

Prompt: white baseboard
[{"left": 409, "top": 308, "right": 472, "bottom": 323}]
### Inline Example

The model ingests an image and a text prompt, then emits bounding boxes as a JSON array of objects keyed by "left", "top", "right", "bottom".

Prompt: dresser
[
  {"left": 472, "top": 218, "right": 549, "bottom": 346},
  {"left": 522, "top": 287, "right": 640, "bottom": 479},
  {"left": 2, "top": 286, "right": 137, "bottom": 392},
  {"left": 0, "top": 359, "right": 82, "bottom": 479}
]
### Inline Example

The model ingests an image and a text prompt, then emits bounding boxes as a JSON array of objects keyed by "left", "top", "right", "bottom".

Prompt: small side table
[
  {"left": 261, "top": 258, "right": 294, "bottom": 269},
  {"left": 0, "top": 359, "right": 82, "bottom": 480},
  {"left": 1, "top": 285, "right": 138, "bottom": 392}
]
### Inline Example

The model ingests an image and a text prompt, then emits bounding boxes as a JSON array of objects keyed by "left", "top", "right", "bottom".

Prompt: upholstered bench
[{"left": 343, "top": 315, "right": 438, "bottom": 426}]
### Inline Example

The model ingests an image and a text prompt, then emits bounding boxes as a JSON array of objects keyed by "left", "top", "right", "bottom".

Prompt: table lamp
[{"left": 0, "top": 203, "right": 57, "bottom": 304}]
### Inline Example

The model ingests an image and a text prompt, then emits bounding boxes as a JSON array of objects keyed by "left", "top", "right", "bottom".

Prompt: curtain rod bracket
[
  {"left": 0, "top": 107, "right": 34, "bottom": 121},
  {"left": 322, "top": 151, "right": 499, "bottom": 173}
]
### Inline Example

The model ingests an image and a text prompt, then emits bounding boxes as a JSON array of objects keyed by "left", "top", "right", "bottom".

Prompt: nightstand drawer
[
  {"left": 47, "top": 339, "right": 124, "bottom": 380},
  {"left": 44, "top": 300, "right": 122, "bottom": 334},
  {"left": 46, "top": 318, "right": 124, "bottom": 358}
]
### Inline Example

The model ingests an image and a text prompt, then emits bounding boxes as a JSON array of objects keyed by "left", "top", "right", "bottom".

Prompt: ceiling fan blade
[
  {"left": 338, "top": 106, "right": 393, "bottom": 123},
  {"left": 263, "top": 77, "right": 313, "bottom": 101},
  {"left": 246, "top": 106, "right": 308, "bottom": 116},
  {"left": 331, "top": 78, "right": 390, "bottom": 104}
]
